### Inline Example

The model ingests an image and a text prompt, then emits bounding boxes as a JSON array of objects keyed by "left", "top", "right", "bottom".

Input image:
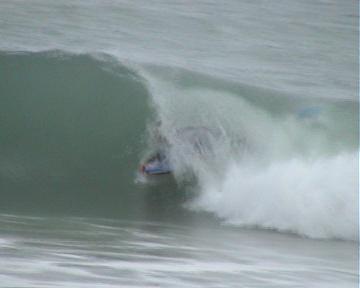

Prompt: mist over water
[{"left": 146, "top": 68, "right": 358, "bottom": 240}]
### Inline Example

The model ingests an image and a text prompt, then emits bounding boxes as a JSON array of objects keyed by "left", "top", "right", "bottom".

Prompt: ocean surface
[{"left": 0, "top": 0, "right": 358, "bottom": 287}]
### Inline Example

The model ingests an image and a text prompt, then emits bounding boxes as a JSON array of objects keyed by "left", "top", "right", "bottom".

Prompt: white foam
[{"left": 191, "top": 152, "right": 358, "bottom": 240}]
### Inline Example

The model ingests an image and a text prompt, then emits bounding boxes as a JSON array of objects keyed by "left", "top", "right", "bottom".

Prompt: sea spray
[
  {"left": 190, "top": 152, "right": 358, "bottom": 240},
  {"left": 142, "top": 66, "right": 358, "bottom": 241}
]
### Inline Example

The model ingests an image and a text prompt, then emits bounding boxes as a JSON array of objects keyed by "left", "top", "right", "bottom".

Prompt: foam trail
[{"left": 191, "top": 152, "right": 358, "bottom": 240}]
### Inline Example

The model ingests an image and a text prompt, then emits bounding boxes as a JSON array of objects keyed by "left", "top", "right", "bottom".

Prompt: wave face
[
  {"left": 0, "top": 0, "right": 358, "bottom": 240},
  {"left": 0, "top": 52, "right": 154, "bottom": 216}
]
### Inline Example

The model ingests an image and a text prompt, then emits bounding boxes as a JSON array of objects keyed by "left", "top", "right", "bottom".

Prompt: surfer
[
  {"left": 139, "top": 123, "right": 219, "bottom": 176},
  {"left": 140, "top": 151, "right": 172, "bottom": 175}
]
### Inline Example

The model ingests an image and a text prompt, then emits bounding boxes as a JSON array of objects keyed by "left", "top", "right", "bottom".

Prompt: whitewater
[{"left": 0, "top": 0, "right": 358, "bottom": 287}]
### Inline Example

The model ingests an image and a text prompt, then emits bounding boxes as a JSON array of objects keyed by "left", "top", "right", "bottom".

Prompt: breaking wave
[{"left": 0, "top": 50, "right": 358, "bottom": 240}]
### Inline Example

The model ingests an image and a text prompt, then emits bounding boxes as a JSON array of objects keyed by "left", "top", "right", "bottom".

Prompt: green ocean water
[{"left": 0, "top": 0, "right": 358, "bottom": 287}]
